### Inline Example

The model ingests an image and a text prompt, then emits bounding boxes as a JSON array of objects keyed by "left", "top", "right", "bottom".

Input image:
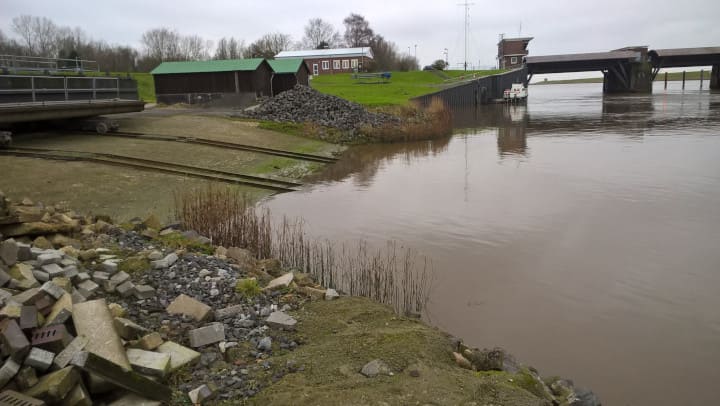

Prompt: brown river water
[{"left": 265, "top": 81, "right": 720, "bottom": 405}]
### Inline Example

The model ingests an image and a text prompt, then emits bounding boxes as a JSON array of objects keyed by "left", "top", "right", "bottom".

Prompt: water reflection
[{"left": 268, "top": 82, "right": 720, "bottom": 405}]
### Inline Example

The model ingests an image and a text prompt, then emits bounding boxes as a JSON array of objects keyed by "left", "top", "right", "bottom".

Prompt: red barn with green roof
[{"left": 150, "top": 58, "right": 272, "bottom": 106}]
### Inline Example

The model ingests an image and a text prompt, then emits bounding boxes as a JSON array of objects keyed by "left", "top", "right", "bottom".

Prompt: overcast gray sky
[{"left": 2, "top": 0, "right": 719, "bottom": 70}]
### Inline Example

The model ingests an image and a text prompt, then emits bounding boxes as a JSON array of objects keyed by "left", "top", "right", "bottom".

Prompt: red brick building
[
  {"left": 275, "top": 47, "right": 374, "bottom": 76},
  {"left": 497, "top": 36, "right": 533, "bottom": 69}
]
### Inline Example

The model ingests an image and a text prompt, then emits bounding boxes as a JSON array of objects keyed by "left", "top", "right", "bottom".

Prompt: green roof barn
[
  {"left": 150, "top": 58, "right": 272, "bottom": 106},
  {"left": 267, "top": 58, "right": 310, "bottom": 95}
]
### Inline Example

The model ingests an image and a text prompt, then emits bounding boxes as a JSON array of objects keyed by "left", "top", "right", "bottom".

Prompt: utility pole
[
  {"left": 458, "top": 1, "right": 475, "bottom": 71},
  {"left": 414, "top": 44, "right": 417, "bottom": 60},
  {"left": 443, "top": 48, "right": 449, "bottom": 68}
]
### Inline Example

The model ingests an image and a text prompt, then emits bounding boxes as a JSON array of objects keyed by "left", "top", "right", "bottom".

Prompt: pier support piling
[{"left": 711, "top": 65, "right": 719, "bottom": 90}]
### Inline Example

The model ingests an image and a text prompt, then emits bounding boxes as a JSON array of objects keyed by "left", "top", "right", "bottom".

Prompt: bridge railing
[
  {"left": 0, "top": 55, "right": 100, "bottom": 74},
  {"left": 0, "top": 75, "right": 139, "bottom": 103}
]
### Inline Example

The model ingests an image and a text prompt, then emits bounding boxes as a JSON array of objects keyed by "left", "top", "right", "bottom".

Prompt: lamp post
[{"left": 443, "top": 48, "right": 448, "bottom": 68}]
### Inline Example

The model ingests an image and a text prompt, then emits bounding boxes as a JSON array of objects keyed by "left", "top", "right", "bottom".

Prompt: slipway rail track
[
  {"left": 0, "top": 147, "right": 301, "bottom": 192},
  {"left": 68, "top": 130, "right": 339, "bottom": 164}
]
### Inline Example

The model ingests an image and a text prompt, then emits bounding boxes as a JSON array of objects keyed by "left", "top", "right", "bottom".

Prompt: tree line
[{"left": 0, "top": 14, "right": 419, "bottom": 73}]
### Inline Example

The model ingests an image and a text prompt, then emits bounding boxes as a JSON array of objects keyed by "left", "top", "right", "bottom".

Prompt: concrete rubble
[{"left": 0, "top": 192, "right": 342, "bottom": 404}]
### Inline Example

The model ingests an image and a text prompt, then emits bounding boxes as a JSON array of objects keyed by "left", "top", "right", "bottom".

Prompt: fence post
[
  {"left": 31, "top": 76, "right": 36, "bottom": 102},
  {"left": 700, "top": 69, "right": 704, "bottom": 89},
  {"left": 682, "top": 71, "right": 686, "bottom": 90},
  {"left": 64, "top": 77, "right": 68, "bottom": 101},
  {"left": 664, "top": 72, "right": 668, "bottom": 89},
  {"left": 92, "top": 77, "right": 96, "bottom": 100}
]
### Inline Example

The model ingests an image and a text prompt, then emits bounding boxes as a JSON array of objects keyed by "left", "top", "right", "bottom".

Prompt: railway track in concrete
[
  {"left": 69, "top": 130, "right": 339, "bottom": 164},
  {"left": 0, "top": 147, "right": 301, "bottom": 193}
]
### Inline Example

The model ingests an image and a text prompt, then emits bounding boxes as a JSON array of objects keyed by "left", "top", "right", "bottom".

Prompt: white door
[{"left": 312, "top": 64, "right": 319, "bottom": 76}]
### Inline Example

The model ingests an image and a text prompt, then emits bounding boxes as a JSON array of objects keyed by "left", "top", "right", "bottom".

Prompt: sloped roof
[
  {"left": 150, "top": 58, "right": 265, "bottom": 75},
  {"left": 275, "top": 47, "right": 374, "bottom": 59},
  {"left": 267, "top": 58, "right": 305, "bottom": 74}
]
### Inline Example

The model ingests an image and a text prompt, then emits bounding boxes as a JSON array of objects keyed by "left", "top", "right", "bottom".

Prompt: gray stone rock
[
  {"left": 265, "top": 311, "right": 297, "bottom": 330},
  {"left": 257, "top": 336, "right": 272, "bottom": 351},
  {"left": 134, "top": 284, "right": 156, "bottom": 299},
  {"left": 0, "top": 358, "right": 21, "bottom": 388},
  {"left": 325, "top": 288, "right": 340, "bottom": 300},
  {"left": 188, "top": 384, "right": 215, "bottom": 404},
  {"left": 41, "top": 263, "right": 65, "bottom": 278},
  {"left": 101, "top": 260, "right": 119, "bottom": 274},
  {"left": 188, "top": 323, "right": 225, "bottom": 348},
  {"left": 151, "top": 253, "right": 178, "bottom": 269},
  {"left": 24, "top": 347, "right": 55, "bottom": 372},
  {"left": 126, "top": 348, "right": 171, "bottom": 378},
  {"left": 265, "top": 272, "right": 293, "bottom": 290},
  {"left": 360, "top": 359, "right": 391, "bottom": 377},
  {"left": 36, "top": 252, "right": 62, "bottom": 266},
  {"left": 0, "top": 238, "right": 18, "bottom": 266}
]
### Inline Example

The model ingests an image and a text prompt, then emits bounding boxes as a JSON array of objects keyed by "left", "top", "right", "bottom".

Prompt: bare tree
[
  {"left": 301, "top": 18, "right": 341, "bottom": 49},
  {"left": 343, "top": 13, "right": 374, "bottom": 47},
  {"left": 180, "top": 35, "right": 211, "bottom": 61},
  {"left": 245, "top": 33, "right": 292, "bottom": 59},
  {"left": 141, "top": 27, "right": 181, "bottom": 63},
  {"left": 214, "top": 37, "right": 245, "bottom": 60},
  {"left": 11, "top": 15, "right": 59, "bottom": 56}
]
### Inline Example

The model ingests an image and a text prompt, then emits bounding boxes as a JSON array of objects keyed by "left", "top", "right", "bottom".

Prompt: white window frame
[
  {"left": 312, "top": 63, "right": 319, "bottom": 75},
  {"left": 342, "top": 59, "right": 350, "bottom": 69},
  {"left": 510, "top": 56, "right": 518, "bottom": 65},
  {"left": 333, "top": 60, "right": 341, "bottom": 70},
  {"left": 322, "top": 60, "right": 329, "bottom": 70},
  {"left": 351, "top": 59, "right": 358, "bottom": 68}
]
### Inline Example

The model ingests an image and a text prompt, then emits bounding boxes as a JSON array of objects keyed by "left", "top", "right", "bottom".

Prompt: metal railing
[
  {"left": 0, "top": 55, "right": 100, "bottom": 74},
  {"left": 0, "top": 75, "right": 137, "bottom": 102}
]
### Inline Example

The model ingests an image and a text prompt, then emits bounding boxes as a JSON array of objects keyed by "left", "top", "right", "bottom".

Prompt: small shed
[
  {"left": 267, "top": 58, "right": 310, "bottom": 95},
  {"left": 150, "top": 58, "right": 272, "bottom": 106}
]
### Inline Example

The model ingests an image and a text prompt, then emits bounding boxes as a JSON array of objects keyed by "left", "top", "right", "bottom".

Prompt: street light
[{"left": 443, "top": 48, "right": 448, "bottom": 67}]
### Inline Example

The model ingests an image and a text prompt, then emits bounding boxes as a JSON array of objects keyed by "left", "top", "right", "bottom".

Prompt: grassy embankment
[
  {"left": 310, "top": 69, "right": 502, "bottom": 106},
  {"left": 261, "top": 70, "right": 503, "bottom": 143},
  {"left": 534, "top": 70, "right": 708, "bottom": 85}
]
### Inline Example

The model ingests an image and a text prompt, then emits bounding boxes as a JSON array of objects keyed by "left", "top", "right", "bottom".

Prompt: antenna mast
[{"left": 458, "top": 1, "right": 475, "bottom": 71}]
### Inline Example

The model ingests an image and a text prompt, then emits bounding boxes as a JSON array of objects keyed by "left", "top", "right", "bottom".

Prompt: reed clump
[
  {"left": 362, "top": 97, "right": 453, "bottom": 143},
  {"left": 175, "top": 187, "right": 433, "bottom": 316}
]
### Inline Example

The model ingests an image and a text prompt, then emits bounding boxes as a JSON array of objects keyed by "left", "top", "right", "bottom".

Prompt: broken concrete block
[
  {"left": 70, "top": 351, "right": 171, "bottom": 401},
  {"left": 1, "top": 319, "right": 31, "bottom": 360},
  {"left": 9, "top": 263, "right": 40, "bottom": 290},
  {"left": 74, "top": 272, "right": 90, "bottom": 283},
  {"left": 133, "top": 284, "right": 156, "bottom": 299},
  {"left": 0, "top": 238, "right": 18, "bottom": 266},
  {"left": 265, "top": 311, "right": 297, "bottom": 330},
  {"left": 32, "top": 270, "right": 50, "bottom": 283},
  {"left": 0, "top": 358, "right": 21, "bottom": 388},
  {"left": 264, "top": 272, "right": 293, "bottom": 290},
  {"left": 188, "top": 323, "right": 225, "bottom": 348},
  {"left": 11, "top": 287, "right": 44, "bottom": 305},
  {"left": 151, "top": 252, "right": 178, "bottom": 269},
  {"left": 91, "top": 271, "right": 110, "bottom": 284},
  {"left": 113, "top": 317, "right": 149, "bottom": 341},
  {"left": 37, "top": 252, "right": 62, "bottom": 266},
  {"left": 0, "top": 390, "right": 45, "bottom": 406},
  {"left": 126, "top": 348, "right": 170, "bottom": 378},
  {"left": 23, "top": 366, "right": 80, "bottom": 403},
  {"left": 63, "top": 382, "right": 92, "bottom": 406},
  {"left": 101, "top": 260, "right": 118, "bottom": 274},
  {"left": 110, "top": 270, "right": 130, "bottom": 285},
  {"left": 19, "top": 305, "right": 39, "bottom": 331},
  {"left": 52, "top": 335, "right": 88, "bottom": 370},
  {"left": 50, "top": 277, "right": 72, "bottom": 293},
  {"left": 155, "top": 341, "right": 201, "bottom": 372},
  {"left": 72, "top": 299, "right": 130, "bottom": 369},
  {"left": 62, "top": 265, "right": 79, "bottom": 280},
  {"left": 44, "top": 293, "right": 72, "bottom": 326},
  {"left": 16, "top": 242, "right": 32, "bottom": 262},
  {"left": 0, "top": 302, "right": 21, "bottom": 318},
  {"left": 298, "top": 286, "right": 326, "bottom": 300},
  {"left": 116, "top": 281, "right": 136, "bottom": 297},
  {"left": 40, "top": 263, "right": 65, "bottom": 279},
  {"left": 70, "top": 289, "right": 87, "bottom": 304},
  {"left": 76, "top": 280, "right": 99, "bottom": 299},
  {"left": 131, "top": 332, "right": 163, "bottom": 351},
  {"left": 14, "top": 365, "right": 38, "bottom": 390},
  {"left": 31, "top": 324, "right": 72, "bottom": 353},
  {"left": 0, "top": 268, "right": 10, "bottom": 287},
  {"left": 166, "top": 294, "right": 212, "bottom": 322},
  {"left": 34, "top": 295, "right": 54, "bottom": 316},
  {"left": 40, "top": 281, "right": 65, "bottom": 300},
  {"left": 188, "top": 384, "right": 215, "bottom": 404},
  {"left": 107, "top": 303, "right": 126, "bottom": 318},
  {"left": 24, "top": 347, "right": 55, "bottom": 372},
  {"left": 214, "top": 304, "right": 244, "bottom": 320}
]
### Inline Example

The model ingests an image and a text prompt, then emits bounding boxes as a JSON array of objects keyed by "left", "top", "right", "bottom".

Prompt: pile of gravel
[{"left": 244, "top": 85, "right": 400, "bottom": 130}]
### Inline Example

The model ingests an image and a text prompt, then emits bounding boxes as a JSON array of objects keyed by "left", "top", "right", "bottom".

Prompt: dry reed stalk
[{"left": 175, "top": 186, "right": 433, "bottom": 315}]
